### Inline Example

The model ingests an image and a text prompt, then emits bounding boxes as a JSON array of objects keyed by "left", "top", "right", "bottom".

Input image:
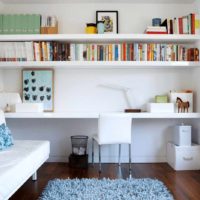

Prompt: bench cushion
[{"left": 0, "top": 140, "right": 50, "bottom": 200}]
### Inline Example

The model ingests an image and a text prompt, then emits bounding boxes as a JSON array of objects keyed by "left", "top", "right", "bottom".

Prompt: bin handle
[{"left": 183, "top": 157, "right": 193, "bottom": 161}]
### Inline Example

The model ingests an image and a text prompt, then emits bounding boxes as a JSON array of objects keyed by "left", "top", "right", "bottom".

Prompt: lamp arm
[{"left": 123, "top": 90, "right": 132, "bottom": 109}]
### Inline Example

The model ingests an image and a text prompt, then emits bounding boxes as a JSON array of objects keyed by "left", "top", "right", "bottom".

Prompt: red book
[
  {"left": 130, "top": 43, "right": 134, "bottom": 61},
  {"left": 178, "top": 17, "right": 183, "bottom": 34},
  {"left": 191, "top": 13, "right": 195, "bottom": 34},
  {"left": 146, "top": 32, "right": 168, "bottom": 34},
  {"left": 123, "top": 43, "right": 126, "bottom": 61}
]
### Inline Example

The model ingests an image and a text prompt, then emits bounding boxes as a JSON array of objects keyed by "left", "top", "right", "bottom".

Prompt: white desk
[{"left": 4, "top": 112, "right": 200, "bottom": 119}]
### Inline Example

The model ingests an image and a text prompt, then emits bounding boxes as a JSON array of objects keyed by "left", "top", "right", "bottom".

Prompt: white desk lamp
[{"left": 99, "top": 83, "right": 141, "bottom": 112}]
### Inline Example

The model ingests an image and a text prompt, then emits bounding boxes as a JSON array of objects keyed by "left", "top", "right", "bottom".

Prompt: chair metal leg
[
  {"left": 92, "top": 138, "right": 94, "bottom": 166},
  {"left": 118, "top": 144, "right": 121, "bottom": 166},
  {"left": 129, "top": 143, "right": 132, "bottom": 178},
  {"left": 99, "top": 145, "right": 101, "bottom": 173},
  {"left": 32, "top": 171, "right": 37, "bottom": 181}
]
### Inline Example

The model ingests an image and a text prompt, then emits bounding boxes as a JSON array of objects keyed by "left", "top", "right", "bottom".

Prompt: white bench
[{"left": 0, "top": 110, "right": 50, "bottom": 200}]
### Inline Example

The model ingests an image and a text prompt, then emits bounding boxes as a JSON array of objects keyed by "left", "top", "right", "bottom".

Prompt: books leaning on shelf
[
  {"left": 0, "top": 42, "right": 199, "bottom": 62},
  {"left": 161, "top": 13, "right": 200, "bottom": 34}
]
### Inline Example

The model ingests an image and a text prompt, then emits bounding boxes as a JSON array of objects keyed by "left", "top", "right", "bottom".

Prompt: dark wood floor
[{"left": 10, "top": 163, "right": 200, "bottom": 200}]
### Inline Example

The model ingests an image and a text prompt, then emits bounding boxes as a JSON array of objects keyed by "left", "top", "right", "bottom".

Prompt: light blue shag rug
[{"left": 39, "top": 178, "right": 174, "bottom": 200}]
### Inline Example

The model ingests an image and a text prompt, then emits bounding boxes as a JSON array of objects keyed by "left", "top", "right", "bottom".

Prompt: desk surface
[{"left": 4, "top": 112, "right": 200, "bottom": 119}]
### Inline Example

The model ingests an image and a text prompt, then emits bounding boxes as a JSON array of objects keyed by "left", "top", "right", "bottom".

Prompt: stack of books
[
  {"left": 145, "top": 26, "right": 167, "bottom": 34},
  {"left": 0, "top": 42, "right": 199, "bottom": 62},
  {"left": 0, "top": 14, "right": 41, "bottom": 34}
]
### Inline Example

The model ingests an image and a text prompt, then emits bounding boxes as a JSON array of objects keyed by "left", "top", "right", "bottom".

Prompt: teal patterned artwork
[{"left": 22, "top": 69, "right": 54, "bottom": 111}]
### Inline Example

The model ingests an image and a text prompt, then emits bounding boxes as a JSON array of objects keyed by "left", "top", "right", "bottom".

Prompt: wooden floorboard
[{"left": 10, "top": 163, "right": 200, "bottom": 200}]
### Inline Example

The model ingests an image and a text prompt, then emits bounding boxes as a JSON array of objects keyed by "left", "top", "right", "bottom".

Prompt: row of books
[
  {"left": 0, "top": 42, "right": 199, "bottom": 62},
  {"left": 145, "top": 13, "right": 200, "bottom": 34},
  {"left": 0, "top": 14, "right": 58, "bottom": 35}
]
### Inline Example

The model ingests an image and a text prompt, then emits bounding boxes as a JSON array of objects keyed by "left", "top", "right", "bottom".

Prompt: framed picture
[
  {"left": 22, "top": 68, "right": 54, "bottom": 112},
  {"left": 96, "top": 10, "right": 119, "bottom": 34}
]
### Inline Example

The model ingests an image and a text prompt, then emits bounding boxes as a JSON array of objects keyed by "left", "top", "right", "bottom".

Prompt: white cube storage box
[
  {"left": 167, "top": 142, "right": 200, "bottom": 170},
  {"left": 170, "top": 92, "right": 193, "bottom": 113},
  {"left": 173, "top": 125, "right": 192, "bottom": 146}
]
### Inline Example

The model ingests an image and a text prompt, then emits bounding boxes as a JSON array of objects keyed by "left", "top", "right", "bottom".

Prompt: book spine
[{"left": 191, "top": 13, "right": 195, "bottom": 34}]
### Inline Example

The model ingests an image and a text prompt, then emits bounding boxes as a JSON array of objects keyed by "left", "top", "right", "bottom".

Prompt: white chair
[{"left": 92, "top": 113, "right": 132, "bottom": 177}]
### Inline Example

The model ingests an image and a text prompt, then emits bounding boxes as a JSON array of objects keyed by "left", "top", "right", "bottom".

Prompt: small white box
[
  {"left": 174, "top": 125, "right": 191, "bottom": 146},
  {"left": 147, "top": 103, "right": 174, "bottom": 113},
  {"left": 167, "top": 142, "right": 200, "bottom": 170},
  {"left": 170, "top": 92, "right": 193, "bottom": 113},
  {"left": 14, "top": 103, "right": 43, "bottom": 113},
  {"left": 0, "top": 93, "right": 22, "bottom": 112}
]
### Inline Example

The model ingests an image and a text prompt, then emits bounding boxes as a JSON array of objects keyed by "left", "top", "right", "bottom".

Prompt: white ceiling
[{"left": 0, "top": 0, "right": 196, "bottom": 4}]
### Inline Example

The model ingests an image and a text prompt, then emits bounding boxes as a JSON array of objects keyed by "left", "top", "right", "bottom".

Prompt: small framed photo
[
  {"left": 22, "top": 68, "right": 54, "bottom": 112},
  {"left": 96, "top": 10, "right": 119, "bottom": 34}
]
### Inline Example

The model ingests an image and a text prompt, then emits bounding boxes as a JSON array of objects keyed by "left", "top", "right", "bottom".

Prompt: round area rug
[{"left": 39, "top": 178, "right": 174, "bottom": 200}]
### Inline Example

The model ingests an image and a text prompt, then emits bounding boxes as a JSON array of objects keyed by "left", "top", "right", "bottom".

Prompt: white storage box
[
  {"left": 0, "top": 93, "right": 22, "bottom": 112},
  {"left": 174, "top": 125, "right": 192, "bottom": 146},
  {"left": 147, "top": 103, "right": 174, "bottom": 113},
  {"left": 167, "top": 142, "right": 200, "bottom": 170},
  {"left": 170, "top": 92, "right": 193, "bottom": 113},
  {"left": 14, "top": 103, "right": 43, "bottom": 113}
]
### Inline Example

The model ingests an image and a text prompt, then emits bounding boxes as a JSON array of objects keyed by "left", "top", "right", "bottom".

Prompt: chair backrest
[
  {"left": 0, "top": 110, "right": 5, "bottom": 125},
  {"left": 98, "top": 113, "right": 132, "bottom": 145}
]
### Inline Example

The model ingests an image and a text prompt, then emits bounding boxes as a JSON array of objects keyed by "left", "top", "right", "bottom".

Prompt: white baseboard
[{"left": 47, "top": 155, "right": 167, "bottom": 163}]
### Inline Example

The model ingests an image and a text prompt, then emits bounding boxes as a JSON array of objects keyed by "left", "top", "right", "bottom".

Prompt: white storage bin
[
  {"left": 147, "top": 103, "right": 174, "bottom": 113},
  {"left": 167, "top": 142, "right": 200, "bottom": 170},
  {"left": 169, "top": 92, "right": 193, "bottom": 113},
  {"left": 173, "top": 125, "right": 192, "bottom": 146},
  {"left": 14, "top": 103, "right": 43, "bottom": 113}
]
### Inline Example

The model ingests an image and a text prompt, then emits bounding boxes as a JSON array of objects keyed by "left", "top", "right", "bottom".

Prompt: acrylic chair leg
[
  {"left": 129, "top": 144, "right": 132, "bottom": 179},
  {"left": 99, "top": 145, "right": 101, "bottom": 173},
  {"left": 118, "top": 144, "right": 121, "bottom": 166},
  {"left": 92, "top": 138, "right": 94, "bottom": 167}
]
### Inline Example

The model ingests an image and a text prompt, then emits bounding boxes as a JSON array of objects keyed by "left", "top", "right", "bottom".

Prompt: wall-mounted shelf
[
  {"left": 0, "top": 0, "right": 195, "bottom": 4},
  {"left": 0, "top": 61, "right": 199, "bottom": 69},
  {"left": 5, "top": 112, "right": 200, "bottom": 119},
  {"left": 0, "top": 34, "right": 199, "bottom": 43}
]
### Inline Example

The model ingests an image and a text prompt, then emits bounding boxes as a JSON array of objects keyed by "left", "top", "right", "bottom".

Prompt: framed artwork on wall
[
  {"left": 22, "top": 68, "right": 54, "bottom": 112},
  {"left": 96, "top": 10, "right": 119, "bottom": 34}
]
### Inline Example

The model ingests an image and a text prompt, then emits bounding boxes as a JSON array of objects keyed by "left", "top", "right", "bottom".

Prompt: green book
[
  {"left": 15, "top": 14, "right": 20, "bottom": 34},
  {"left": 33, "top": 14, "right": 41, "bottom": 34},
  {"left": 29, "top": 14, "right": 35, "bottom": 34},
  {"left": 3, "top": 15, "right": 9, "bottom": 34},
  {"left": 27, "top": 14, "right": 32, "bottom": 34},
  {"left": 10, "top": 15, "right": 15, "bottom": 34},
  {"left": 21, "top": 14, "right": 26, "bottom": 34},
  {"left": 7, "top": 15, "right": 12, "bottom": 34},
  {"left": 19, "top": 14, "right": 24, "bottom": 34},
  {"left": 0, "top": 15, "right": 3, "bottom": 34}
]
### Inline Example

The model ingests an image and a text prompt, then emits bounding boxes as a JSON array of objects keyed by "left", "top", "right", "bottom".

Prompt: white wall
[
  {"left": 1, "top": 2, "right": 199, "bottom": 163},
  {"left": 0, "top": 3, "right": 195, "bottom": 34},
  {"left": 0, "top": 70, "right": 3, "bottom": 92}
]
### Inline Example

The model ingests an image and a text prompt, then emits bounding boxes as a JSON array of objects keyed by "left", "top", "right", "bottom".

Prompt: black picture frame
[{"left": 96, "top": 10, "right": 119, "bottom": 34}]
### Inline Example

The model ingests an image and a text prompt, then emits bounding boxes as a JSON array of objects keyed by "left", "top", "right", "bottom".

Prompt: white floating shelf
[
  {"left": 0, "top": 34, "right": 199, "bottom": 43},
  {"left": 0, "top": 0, "right": 195, "bottom": 5},
  {"left": 5, "top": 112, "right": 200, "bottom": 119},
  {"left": 0, "top": 61, "right": 199, "bottom": 69}
]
